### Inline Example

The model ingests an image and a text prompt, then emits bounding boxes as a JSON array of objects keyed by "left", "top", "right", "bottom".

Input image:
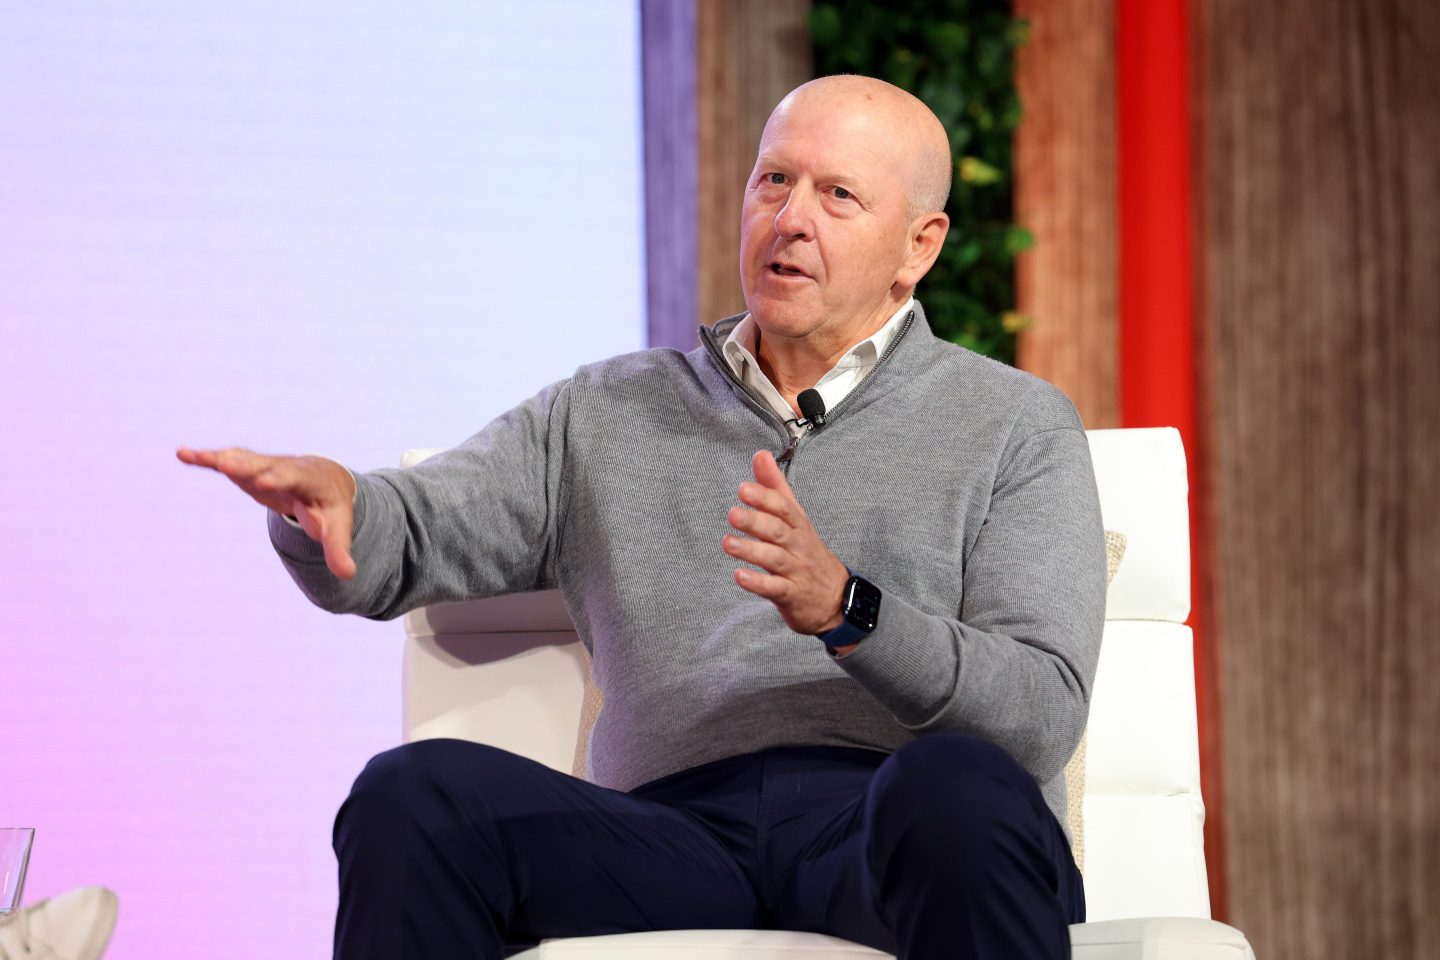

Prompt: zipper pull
[{"left": 776, "top": 434, "right": 800, "bottom": 464}]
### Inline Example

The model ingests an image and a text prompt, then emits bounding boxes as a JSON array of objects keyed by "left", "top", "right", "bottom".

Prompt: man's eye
[
  {"left": 766, "top": 172, "right": 786, "bottom": 185},
  {"left": 832, "top": 186, "right": 852, "bottom": 200}
]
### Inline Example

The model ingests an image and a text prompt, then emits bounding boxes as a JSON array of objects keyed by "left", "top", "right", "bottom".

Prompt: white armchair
[{"left": 397, "top": 428, "right": 1254, "bottom": 959}]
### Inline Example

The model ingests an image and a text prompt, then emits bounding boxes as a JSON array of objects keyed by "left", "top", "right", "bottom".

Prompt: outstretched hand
[
  {"left": 723, "top": 450, "right": 850, "bottom": 636},
  {"left": 177, "top": 446, "right": 358, "bottom": 580}
]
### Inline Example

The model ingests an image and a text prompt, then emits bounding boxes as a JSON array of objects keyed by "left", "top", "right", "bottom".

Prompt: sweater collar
[{"left": 700, "top": 298, "right": 941, "bottom": 391}]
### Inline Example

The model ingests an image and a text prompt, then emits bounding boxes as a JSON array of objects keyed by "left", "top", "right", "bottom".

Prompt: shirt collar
[{"left": 721, "top": 297, "right": 915, "bottom": 381}]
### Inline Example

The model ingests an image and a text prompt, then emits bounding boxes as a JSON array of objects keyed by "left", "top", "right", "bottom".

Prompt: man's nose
[{"left": 774, "top": 187, "right": 817, "bottom": 240}]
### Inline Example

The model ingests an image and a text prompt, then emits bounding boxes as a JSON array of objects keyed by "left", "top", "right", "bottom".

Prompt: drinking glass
[{"left": 0, "top": 828, "right": 35, "bottom": 918}]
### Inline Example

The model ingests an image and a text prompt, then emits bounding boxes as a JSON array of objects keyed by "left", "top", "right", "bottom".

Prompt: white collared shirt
[{"left": 721, "top": 298, "right": 914, "bottom": 435}]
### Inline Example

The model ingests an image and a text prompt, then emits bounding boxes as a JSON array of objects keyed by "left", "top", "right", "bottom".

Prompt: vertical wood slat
[
  {"left": 1188, "top": 0, "right": 1229, "bottom": 923},
  {"left": 1201, "top": 1, "right": 1440, "bottom": 958},
  {"left": 641, "top": 0, "right": 699, "bottom": 351},
  {"left": 1013, "top": 0, "right": 1120, "bottom": 430},
  {"left": 696, "top": 0, "right": 812, "bottom": 329}
]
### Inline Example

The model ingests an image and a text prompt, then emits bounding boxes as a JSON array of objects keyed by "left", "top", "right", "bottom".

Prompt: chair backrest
[
  {"left": 399, "top": 427, "right": 1209, "bottom": 923},
  {"left": 1080, "top": 429, "right": 1209, "bottom": 920}
]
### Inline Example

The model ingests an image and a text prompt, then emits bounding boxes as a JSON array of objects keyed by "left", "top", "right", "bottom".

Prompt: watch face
[{"left": 843, "top": 577, "right": 882, "bottom": 632}]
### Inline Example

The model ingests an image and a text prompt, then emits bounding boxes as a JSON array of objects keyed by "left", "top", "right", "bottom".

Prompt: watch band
[{"left": 817, "top": 617, "right": 871, "bottom": 651}]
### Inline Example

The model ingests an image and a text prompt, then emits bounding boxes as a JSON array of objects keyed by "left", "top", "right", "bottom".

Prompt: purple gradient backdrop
[{"left": 0, "top": 3, "right": 644, "bottom": 956}]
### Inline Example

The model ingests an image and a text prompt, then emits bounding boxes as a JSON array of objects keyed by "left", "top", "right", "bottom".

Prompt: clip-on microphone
[{"left": 797, "top": 389, "right": 827, "bottom": 428}]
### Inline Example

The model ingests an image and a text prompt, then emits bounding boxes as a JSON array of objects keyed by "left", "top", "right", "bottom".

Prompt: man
[{"left": 180, "top": 75, "right": 1105, "bottom": 959}]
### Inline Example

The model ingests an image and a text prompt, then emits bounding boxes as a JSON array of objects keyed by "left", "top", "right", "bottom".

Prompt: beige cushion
[
  {"left": 1063, "top": 529, "right": 1128, "bottom": 871},
  {"left": 572, "top": 655, "right": 603, "bottom": 779},
  {"left": 570, "top": 529, "right": 1130, "bottom": 874}
]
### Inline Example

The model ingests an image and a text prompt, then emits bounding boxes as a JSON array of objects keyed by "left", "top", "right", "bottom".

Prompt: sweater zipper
[
  {"left": 699, "top": 309, "right": 917, "bottom": 471},
  {"left": 809, "top": 309, "right": 915, "bottom": 424},
  {"left": 699, "top": 325, "right": 794, "bottom": 455},
  {"left": 773, "top": 309, "right": 917, "bottom": 469}
]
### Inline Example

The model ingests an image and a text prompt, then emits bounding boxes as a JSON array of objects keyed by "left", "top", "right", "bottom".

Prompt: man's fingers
[
  {"left": 723, "top": 533, "right": 792, "bottom": 576},
  {"left": 215, "top": 448, "right": 275, "bottom": 482},
  {"left": 183, "top": 448, "right": 297, "bottom": 513},
  {"left": 754, "top": 449, "right": 812, "bottom": 518},
  {"left": 177, "top": 447, "right": 241, "bottom": 471},
  {"left": 737, "top": 481, "right": 796, "bottom": 525},
  {"left": 734, "top": 566, "right": 790, "bottom": 601},
  {"left": 753, "top": 449, "right": 785, "bottom": 485},
  {"left": 178, "top": 446, "right": 273, "bottom": 482},
  {"left": 752, "top": 450, "right": 791, "bottom": 492},
  {"left": 183, "top": 449, "right": 349, "bottom": 505},
  {"left": 728, "top": 505, "right": 789, "bottom": 544}
]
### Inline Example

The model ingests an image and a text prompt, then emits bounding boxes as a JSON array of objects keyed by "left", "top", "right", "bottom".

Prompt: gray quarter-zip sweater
[{"left": 268, "top": 301, "right": 1107, "bottom": 841}]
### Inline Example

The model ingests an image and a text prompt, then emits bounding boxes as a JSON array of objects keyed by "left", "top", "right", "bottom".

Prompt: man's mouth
[{"left": 769, "top": 262, "right": 810, "bottom": 278}]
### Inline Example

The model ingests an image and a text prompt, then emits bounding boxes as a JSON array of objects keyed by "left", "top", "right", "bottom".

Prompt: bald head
[{"left": 763, "top": 75, "right": 952, "bottom": 219}]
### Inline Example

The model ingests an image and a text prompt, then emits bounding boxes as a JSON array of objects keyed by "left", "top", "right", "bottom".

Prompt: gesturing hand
[
  {"left": 176, "top": 446, "right": 358, "bottom": 580},
  {"left": 723, "top": 449, "right": 850, "bottom": 635}
]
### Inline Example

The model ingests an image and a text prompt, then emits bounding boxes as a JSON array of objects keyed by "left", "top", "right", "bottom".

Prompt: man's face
[{"left": 738, "top": 98, "right": 913, "bottom": 345}]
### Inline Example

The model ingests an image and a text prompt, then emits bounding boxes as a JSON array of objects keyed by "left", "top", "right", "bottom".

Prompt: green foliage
[{"left": 810, "top": 1, "right": 1029, "bottom": 363}]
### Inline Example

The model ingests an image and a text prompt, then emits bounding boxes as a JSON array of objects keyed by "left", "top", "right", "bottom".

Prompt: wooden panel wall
[
  {"left": 1013, "top": 0, "right": 1120, "bottom": 430},
  {"left": 1200, "top": 1, "right": 1440, "bottom": 957},
  {"left": 696, "top": 0, "right": 812, "bottom": 327}
]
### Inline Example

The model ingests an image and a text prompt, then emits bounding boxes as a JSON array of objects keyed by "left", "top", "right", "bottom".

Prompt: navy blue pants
[{"left": 332, "top": 734, "right": 1084, "bottom": 959}]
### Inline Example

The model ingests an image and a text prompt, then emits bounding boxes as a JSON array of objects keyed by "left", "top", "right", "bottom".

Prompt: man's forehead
[{"left": 760, "top": 118, "right": 906, "bottom": 193}]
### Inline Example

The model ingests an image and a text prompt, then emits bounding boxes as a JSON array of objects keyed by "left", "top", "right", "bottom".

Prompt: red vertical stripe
[
  {"left": 1116, "top": 0, "right": 1227, "bottom": 920},
  {"left": 1117, "top": 0, "right": 1194, "bottom": 433}
]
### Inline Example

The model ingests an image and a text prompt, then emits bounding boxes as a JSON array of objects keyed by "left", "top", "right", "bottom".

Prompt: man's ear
[{"left": 896, "top": 212, "right": 950, "bottom": 289}]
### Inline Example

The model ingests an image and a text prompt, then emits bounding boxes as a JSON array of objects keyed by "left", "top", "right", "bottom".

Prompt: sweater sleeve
[
  {"left": 266, "top": 377, "right": 572, "bottom": 621},
  {"left": 831, "top": 401, "right": 1107, "bottom": 784}
]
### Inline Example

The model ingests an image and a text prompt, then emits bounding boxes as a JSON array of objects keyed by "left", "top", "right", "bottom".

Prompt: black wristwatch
[{"left": 816, "top": 570, "right": 882, "bottom": 653}]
